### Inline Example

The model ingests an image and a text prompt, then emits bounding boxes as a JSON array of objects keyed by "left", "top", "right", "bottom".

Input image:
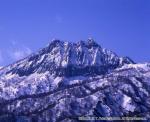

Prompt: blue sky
[{"left": 0, "top": 0, "right": 149, "bottom": 66}]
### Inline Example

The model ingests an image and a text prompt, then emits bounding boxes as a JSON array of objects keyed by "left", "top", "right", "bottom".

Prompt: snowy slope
[{"left": 0, "top": 63, "right": 149, "bottom": 122}]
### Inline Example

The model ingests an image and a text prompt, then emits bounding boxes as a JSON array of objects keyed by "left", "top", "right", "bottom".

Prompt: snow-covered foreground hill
[{"left": 0, "top": 39, "right": 149, "bottom": 122}]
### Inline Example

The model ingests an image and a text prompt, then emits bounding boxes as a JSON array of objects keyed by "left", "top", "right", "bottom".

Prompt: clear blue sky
[{"left": 0, "top": 0, "right": 149, "bottom": 66}]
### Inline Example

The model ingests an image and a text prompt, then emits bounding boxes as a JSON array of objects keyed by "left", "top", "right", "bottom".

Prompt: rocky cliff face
[{"left": 0, "top": 39, "right": 149, "bottom": 122}]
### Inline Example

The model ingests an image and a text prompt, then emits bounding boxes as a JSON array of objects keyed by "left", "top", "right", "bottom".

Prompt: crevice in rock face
[{"left": 55, "top": 65, "right": 108, "bottom": 77}]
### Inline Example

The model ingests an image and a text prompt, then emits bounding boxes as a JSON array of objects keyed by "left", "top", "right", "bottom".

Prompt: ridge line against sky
[{"left": 0, "top": 0, "right": 150, "bottom": 66}]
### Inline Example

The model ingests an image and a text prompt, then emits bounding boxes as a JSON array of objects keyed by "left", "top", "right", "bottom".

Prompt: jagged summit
[
  {"left": 87, "top": 38, "right": 100, "bottom": 47},
  {"left": 0, "top": 39, "right": 134, "bottom": 77},
  {"left": 46, "top": 38, "right": 100, "bottom": 52}
]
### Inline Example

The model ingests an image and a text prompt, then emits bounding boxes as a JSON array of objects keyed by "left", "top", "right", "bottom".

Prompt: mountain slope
[{"left": 0, "top": 39, "right": 149, "bottom": 122}]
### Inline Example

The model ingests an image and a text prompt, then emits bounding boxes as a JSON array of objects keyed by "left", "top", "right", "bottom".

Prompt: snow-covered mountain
[{"left": 0, "top": 39, "right": 149, "bottom": 122}]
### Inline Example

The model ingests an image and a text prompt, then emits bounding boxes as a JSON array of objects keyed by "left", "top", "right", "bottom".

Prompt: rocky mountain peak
[{"left": 0, "top": 39, "right": 134, "bottom": 77}]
